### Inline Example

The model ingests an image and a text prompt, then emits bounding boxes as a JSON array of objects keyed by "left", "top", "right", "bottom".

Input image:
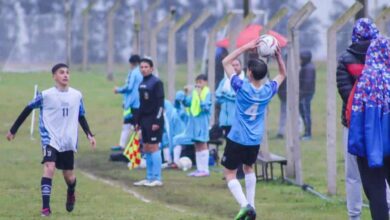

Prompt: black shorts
[
  {"left": 221, "top": 138, "right": 260, "bottom": 170},
  {"left": 41, "top": 145, "right": 74, "bottom": 170},
  {"left": 140, "top": 115, "right": 163, "bottom": 144},
  {"left": 124, "top": 108, "right": 139, "bottom": 125}
]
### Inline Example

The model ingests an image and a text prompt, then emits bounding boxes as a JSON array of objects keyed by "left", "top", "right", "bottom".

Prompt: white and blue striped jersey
[
  {"left": 227, "top": 74, "right": 277, "bottom": 146},
  {"left": 28, "top": 87, "right": 85, "bottom": 152}
]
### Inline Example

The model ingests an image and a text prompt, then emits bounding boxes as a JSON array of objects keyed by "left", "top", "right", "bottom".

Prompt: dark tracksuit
[{"left": 299, "top": 51, "right": 316, "bottom": 137}]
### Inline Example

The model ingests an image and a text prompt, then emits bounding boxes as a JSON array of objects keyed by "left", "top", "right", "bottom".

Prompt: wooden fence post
[
  {"left": 150, "top": 14, "right": 172, "bottom": 76},
  {"left": 167, "top": 13, "right": 191, "bottom": 101},
  {"left": 258, "top": 7, "right": 288, "bottom": 158},
  {"left": 207, "top": 13, "right": 234, "bottom": 125},
  {"left": 285, "top": 1, "right": 316, "bottom": 185},
  {"left": 142, "top": 0, "right": 160, "bottom": 56},
  {"left": 106, "top": 0, "right": 121, "bottom": 81},
  {"left": 326, "top": 2, "right": 363, "bottom": 195},
  {"left": 375, "top": 7, "right": 390, "bottom": 35},
  {"left": 82, "top": 0, "right": 96, "bottom": 71},
  {"left": 187, "top": 10, "right": 211, "bottom": 85}
]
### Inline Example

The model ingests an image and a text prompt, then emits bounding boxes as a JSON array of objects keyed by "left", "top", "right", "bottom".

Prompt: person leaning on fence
[
  {"left": 112, "top": 54, "right": 143, "bottom": 151},
  {"left": 299, "top": 50, "right": 316, "bottom": 141},
  {"left": 337, "top": 18, "right": 390, "bottom": 220}
]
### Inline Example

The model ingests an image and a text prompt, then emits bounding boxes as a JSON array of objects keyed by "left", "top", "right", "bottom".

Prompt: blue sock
[
  {"left": 41, "top": 177, "right": 52, "bottom": 209},
  {"left": 151, "top": 150, "right": 162, "bottom": 181},
  {"left": 145, "top": 153, "right": 153, "bottom": 181}
]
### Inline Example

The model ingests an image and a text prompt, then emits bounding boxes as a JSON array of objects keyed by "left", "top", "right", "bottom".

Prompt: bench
[{"left": 255, "top": 152, "right": 287, "bottom": 181}]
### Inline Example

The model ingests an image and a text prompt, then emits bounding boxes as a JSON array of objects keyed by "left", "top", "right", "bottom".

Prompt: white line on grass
[
  {"left": 80, "top": 170, "right": 151, "bottom": 203},
  {"left": 79, "top": 170, "right": 187, "bottom": 214}
]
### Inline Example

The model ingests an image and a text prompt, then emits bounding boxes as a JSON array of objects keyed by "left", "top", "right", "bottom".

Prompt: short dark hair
[
  {"left": 51, "top": 63, "right": 68, "bottom": 74},
  {"left": 195, "top": 74, "right": 208, "bottom": 81},
  {"left": 247, "top": 59, "right": 267, "bottom": 80},
  {"left": 140, "top": 58, "right": 153, "bottom": 67},
  {"left": 129, "top": 54, "right": 141, "bottom": 64}
]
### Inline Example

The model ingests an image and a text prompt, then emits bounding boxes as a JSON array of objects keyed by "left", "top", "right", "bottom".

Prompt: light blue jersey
[
  {"left": 116, "top": 66, "right": 143, "bottom": 110},
  {"left": 227, "top": 75, "right": 277, "bottom": 146}
]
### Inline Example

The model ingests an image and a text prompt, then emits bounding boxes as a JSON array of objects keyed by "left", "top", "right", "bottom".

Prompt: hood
[
  {"left": 300, "top": 50, "right": 312, "bottom": 66},
  {"left": 352, "top": 18, "right": 379, "bottom": 43}
]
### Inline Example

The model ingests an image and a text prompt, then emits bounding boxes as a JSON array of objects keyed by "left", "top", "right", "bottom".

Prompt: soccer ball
[
  {"left": 257, "top": 34, "right": 279, "bottom": 57},
  {"left": 177, "top": 157, "right": 192, "bottom": 171}
]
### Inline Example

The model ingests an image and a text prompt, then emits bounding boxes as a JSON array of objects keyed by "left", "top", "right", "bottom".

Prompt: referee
[{"left": 133, "top": 57, "right": 165, "bottom": 187}]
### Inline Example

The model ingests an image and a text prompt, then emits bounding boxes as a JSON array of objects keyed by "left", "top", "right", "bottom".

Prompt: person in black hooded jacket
[{"left": 299, "top": 50, "right": 315, "bottom": 140}]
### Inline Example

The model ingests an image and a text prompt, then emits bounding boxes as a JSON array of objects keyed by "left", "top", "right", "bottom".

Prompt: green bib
[{"left": 190, "top": 86, "right": 210, "bottom": 117}]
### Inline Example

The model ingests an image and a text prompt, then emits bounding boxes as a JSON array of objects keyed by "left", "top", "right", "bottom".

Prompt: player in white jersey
[
  {"left": 6, "top": 63, "right": 96, "bottom": 217},
  {"left": 222, "top": 39, "right": 286, "bottom": 219}
]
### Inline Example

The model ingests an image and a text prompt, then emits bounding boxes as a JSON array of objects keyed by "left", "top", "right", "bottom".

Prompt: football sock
[
  {"left": 151, "top": 150, "right": 162, "bottom": 181},
  {"left": 145, "top": 153, "right": 153, "bottom": 181},
  {"left": 199, "top": 149, "right": 209, "bottom": 173},
  {"left": 67, "top": 178, "right": 76, "bottom": 195},
  {"left": 195, "top": 151, "right": 201, "bottom": 171},
  {"left": 163, "top": 148, "right": 172, "bottom": 163},
  {"left": 245, "top": 172, "right": 256, "bottom": 209},
  {"left": 228, "top": 179, "right": 249, "bottom": 208},
  {"left": 173, "top": 145, "right": 182, "bottom": 165},
  {"left": 119, "top": 124, "right": 132, "bottom": 147},
  {"left": 41, "top": 177, "right": 52, "bottom": 209}
]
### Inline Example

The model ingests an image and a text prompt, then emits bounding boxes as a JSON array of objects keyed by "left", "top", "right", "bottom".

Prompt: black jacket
[
  {"left": 299, "top": 51, "right": 316, "bottom": 97},
  {"left": 336, "top": 41, "right": 370, "bottom": 127}
]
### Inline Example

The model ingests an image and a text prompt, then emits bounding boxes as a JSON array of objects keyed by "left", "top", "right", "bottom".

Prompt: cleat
[
  {"left": 144, "top": 180, "right": 163, "bottom": 187},
  {"left": 187, "top": 170, "right": 200, "bottom": 177},
  {"left": 111, "top": 146, "right": 123, "bottom": 151},
  {"left": 192, "top": 171, "right": 210, "bottom": 177},
  {"left": 245, "top": 206, "right": 257, "bottom": 220},
  {"left": 66, "top": 193, "right": 75, "bottom": 212},
  {"left": 41, "top": 208, "right": 51, "bottom": 217},
  {"left": 133, "top": 179, "right": 149, "bottom": 186},
  {"left": 234, "top": 205, "right": 255, "bottom": 220}
]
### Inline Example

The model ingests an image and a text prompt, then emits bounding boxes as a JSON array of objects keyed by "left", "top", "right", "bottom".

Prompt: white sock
[
  {"left": 173, "top": 145, "right": 182, "bottom": 165},
  {"left": 195, "top": 151, "right": 202, "bottom": 171},
  {"left": 200, "top": 149, "right": 209, "bottom": 173},
  {"left": 245, "top": 172, "right": 256, "bottom": 209},
  {"left": 163, "top": 148, "right": 172, "bottom": 163},
  {"left": 228, "top": 179, "right": 249, "bottom": 208},
  {"left": 119, "top": 124, "right": 132, "bottom": 147}
]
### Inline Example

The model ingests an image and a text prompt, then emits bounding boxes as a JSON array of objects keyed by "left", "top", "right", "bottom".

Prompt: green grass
[{"left": 0, "top": 64, "right": 372, "bottom": 219}]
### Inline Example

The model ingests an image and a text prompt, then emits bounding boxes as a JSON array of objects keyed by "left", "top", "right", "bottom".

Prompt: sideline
[{"left": 80, "top": 169, "right": 188, "bottom": 213}]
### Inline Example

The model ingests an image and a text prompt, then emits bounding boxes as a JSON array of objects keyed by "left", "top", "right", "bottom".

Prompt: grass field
[{"left": 0, "top": 63, "right": 372, "bottom": 220}]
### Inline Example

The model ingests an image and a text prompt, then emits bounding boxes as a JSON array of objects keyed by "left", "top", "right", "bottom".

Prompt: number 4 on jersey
[{"left": 245, "top": 104, "right": 259, "bottom": 121}]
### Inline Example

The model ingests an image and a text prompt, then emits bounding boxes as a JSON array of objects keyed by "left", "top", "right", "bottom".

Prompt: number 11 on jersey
[{"left": 62, "top": 108, "right": 69, "bottom": 117}]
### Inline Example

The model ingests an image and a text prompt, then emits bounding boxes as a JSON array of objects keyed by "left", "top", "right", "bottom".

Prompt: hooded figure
[
  {"left": 348, "top": 37, "right": 390, "bottom": 167},
  {"left": 299, "top": 50, "right": 316, "bottom": 139},
  {"left": 336, "top": 18, "right": 386, "bottom": 220}
]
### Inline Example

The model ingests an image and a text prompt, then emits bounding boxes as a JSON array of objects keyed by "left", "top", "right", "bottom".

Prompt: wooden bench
[{"left": 255, "top": 152, "right": 287, "bottom": 181}]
